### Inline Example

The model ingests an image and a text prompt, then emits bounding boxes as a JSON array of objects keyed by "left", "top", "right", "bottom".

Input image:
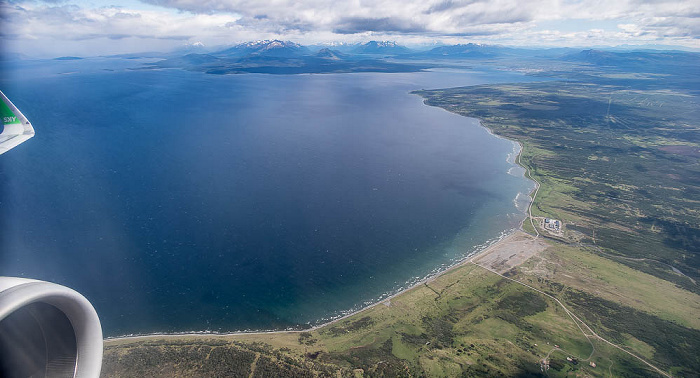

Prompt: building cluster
[{"left": 543, "top": 218, "right": 561, "bottom": 232}]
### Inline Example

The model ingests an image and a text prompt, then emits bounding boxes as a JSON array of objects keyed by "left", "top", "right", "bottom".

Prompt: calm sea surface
[{"left": 0, "top": 59, "right": 534, "bottom": 335}]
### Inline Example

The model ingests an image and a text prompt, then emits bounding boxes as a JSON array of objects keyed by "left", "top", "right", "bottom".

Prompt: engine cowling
[{"left": 0, "top": 277, "right": 103, "bottom": 377}]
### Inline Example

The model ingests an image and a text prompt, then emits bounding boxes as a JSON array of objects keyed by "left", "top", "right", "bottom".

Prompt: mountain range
[
  {"left": 144, "top": 40, "right": 700, "bottom": 76},
  {"left": 148, "top": 40, "right": 428, "bottom": 74}
]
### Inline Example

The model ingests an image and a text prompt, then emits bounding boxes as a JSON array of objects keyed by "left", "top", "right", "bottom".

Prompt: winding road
[{"left": 483, "top": 142, "right": 672, "bottom": 377}]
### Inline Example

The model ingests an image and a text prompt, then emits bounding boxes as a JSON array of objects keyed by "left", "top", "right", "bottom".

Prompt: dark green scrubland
[{"left": 414, "top": 79, "right": 700, "bottom": 293}]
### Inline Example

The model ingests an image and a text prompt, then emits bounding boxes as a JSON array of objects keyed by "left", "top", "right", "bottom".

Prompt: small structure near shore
[{"left": 543, "top": 218, "right": 561, "bottom": 231}]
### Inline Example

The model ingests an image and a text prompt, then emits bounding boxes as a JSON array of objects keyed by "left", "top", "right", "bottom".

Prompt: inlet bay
[{"left": 0, "top": 60, "right": 534, "bottom": 336}]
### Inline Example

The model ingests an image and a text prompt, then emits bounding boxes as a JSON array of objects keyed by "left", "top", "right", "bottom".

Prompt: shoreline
[
  {"left": 106, "top": 119, "right": 541, "bottom": 344},
  {"left": 105, "top": 230, "right": 537, "bottom": 344}
]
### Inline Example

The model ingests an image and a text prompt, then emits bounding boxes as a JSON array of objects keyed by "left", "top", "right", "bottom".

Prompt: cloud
[
  {"left": 136, "top": 0, "right": 541, "bottom": 35},
  {"left": 0, "top": 4, "right": 252, "bottom": 57},
  {"left": 333, "top": 17, "right": 427, "bottom": 34},
  {"left": 424, "top": 0, "right": 478, "bottom": 15},
  {"left": 0, "top": 2, "right": 243, "bottom": 55},
  {"left": 135, "top": 0, "right": 699, "bottom": 42},
  {"left": 551, "top": 0, "right": 700, "bottom": 38},
  {"left": 1, "top": 0, "right": 699, "bottom": 57}
]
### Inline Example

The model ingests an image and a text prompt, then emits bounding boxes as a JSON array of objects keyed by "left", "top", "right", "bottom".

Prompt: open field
[
  {"left": 518, "top": 243, "right": 700, "bottom": 330},
  {"left": 471, "top": 231, "right": 548, "bottom": 273}
]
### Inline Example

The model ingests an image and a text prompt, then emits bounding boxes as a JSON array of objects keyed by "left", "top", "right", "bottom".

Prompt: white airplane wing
[
  {"left": 0, "top": 90, "right": 35, "bottom": 154},
  {"left": 0, "top": 93, "right": 103, "bottom": 376}
]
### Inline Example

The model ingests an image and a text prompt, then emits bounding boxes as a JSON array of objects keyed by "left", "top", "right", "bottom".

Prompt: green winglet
[{"left": 1, "top": 97, "right": 21, "bottom": 125}]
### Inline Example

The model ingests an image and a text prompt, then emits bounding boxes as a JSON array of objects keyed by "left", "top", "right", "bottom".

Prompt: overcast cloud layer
[{"left": 1, "top": 0, "right": 699, "bottom": 56}]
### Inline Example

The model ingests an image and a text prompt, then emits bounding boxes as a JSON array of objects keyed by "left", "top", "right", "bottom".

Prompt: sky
[{"left": 1, "top": 0, "right": 699, "bottom": 57}]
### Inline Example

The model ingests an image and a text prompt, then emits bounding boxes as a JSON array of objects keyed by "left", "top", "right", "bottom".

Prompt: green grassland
[
  {"left": 414, "top": 81, "right": 700, "bottom": 293},
  {"left": 519, "top": 243, "right": 700, "bottom": 330},
  {"left": 106, "top": 258, "right": 678, "bottom": 376},
  {"left": 513, "top": 241, "right": 700, "bottom": 375}
]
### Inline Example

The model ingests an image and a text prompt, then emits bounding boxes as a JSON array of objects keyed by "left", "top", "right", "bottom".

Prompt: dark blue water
[{"left": 0, "top": 59, "right": 534, "bottom": 335}]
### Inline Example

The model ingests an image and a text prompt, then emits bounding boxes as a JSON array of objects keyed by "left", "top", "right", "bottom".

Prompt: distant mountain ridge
[
  {"left": 419, "top": 43, "right": 501, "bottom": 58},
  {"left": 561, "top": 49, "right": 700, "bottom": 76},
  {"left": 215, "top": 40, "right": 311, "bottom": 58},
  {"left": 352, "top": 41, "right": 411, "bottom": 55},
  {"left": 562, "top": 49, "right": 630, "bottom": 65},
  {"left": 142, "top": 41, "right": 700, "bottom": 76},
  {"left": 315, "top": 48, "right": 346, "bottom": 60},
  {"left": 147, "top": 39, "right": 426, "bottom": 74},
  {"left": 563, "top": 48, "right": 698, "bottom": 64}
]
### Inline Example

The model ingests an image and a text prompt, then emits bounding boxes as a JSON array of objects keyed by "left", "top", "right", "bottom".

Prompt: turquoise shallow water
[{"left": 0, "top": 59, "right": 534, "bottom": 336}]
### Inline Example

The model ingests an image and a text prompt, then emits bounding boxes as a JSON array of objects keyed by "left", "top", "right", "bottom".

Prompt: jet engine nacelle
[{"left": 0, "top": 277, "right": 103, "bottom": 377}]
